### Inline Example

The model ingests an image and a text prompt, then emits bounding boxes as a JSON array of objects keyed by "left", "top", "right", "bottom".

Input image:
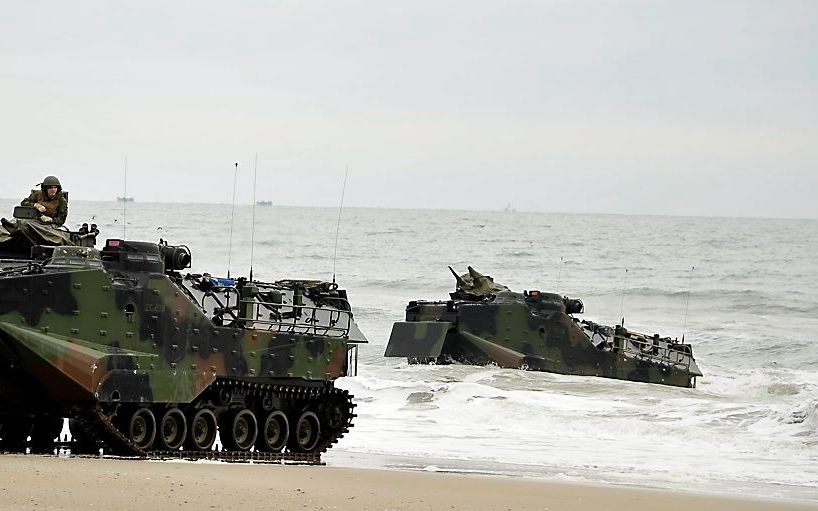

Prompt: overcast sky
[{"left": 1, "top": 1, "right": 816, "bottom": 218}]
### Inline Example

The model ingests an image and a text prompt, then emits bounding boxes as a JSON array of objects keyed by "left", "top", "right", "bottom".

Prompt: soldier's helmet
[{"left": 40, "top": 175, "right": 62, "bottom": 193}]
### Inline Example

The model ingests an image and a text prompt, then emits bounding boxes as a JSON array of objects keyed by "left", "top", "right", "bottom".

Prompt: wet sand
[{"left": 0, "top": 455, "right": 814, "bottom": 511}]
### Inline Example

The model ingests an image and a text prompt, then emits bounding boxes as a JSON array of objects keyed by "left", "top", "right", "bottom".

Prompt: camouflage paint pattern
[
  {"left": 0, "top": 242, "right": 365, "bottom": 461},
  {"left": 386, "top": 268, "right": 702, "bottom": 388},
  {"left": 0, "top": 245, "right": 352, "bottom": 413}
]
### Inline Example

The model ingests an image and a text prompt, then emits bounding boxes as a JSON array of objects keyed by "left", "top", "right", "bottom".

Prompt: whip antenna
[
  {"left": 122, "top": 156, "right": 127, "bottom": 238},
  {"left": 331, "top": 167, "right": 349, "bottom": 284},
  {"left": 555, "top": 256, "right": 564, "bottom": 294},
  {"left": 619, "top": 268, "right": 628, "bottom": 326},
  {"left": 681, "top": 265, "right": 695, "bottom": 342},
  {"left": 249, "top": 153, "right": 258, "bottom": 282},
  {"left": 227, "top": 162, "right": 238, "bottom": 278}
]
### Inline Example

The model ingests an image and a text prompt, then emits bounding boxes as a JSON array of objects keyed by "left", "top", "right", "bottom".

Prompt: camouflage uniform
[{"left": 21, "top": 176, "right": 68, "bottom": 227}]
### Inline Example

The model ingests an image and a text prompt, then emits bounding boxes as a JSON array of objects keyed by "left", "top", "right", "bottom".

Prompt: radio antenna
[
  {"left": 122, "top": 156, "right": 127, "bottom": 238},
  {"left": 681, "top": 265, "right": 695, "bottom": 342},
  {"left": 331, "top": 166, "right": 349, "bottom": 284},
  {"left": 227, "top": 162, "right": 238, "bottom": 278},
  {"left": 555, "top": 256, "right": 564, "bottom": 294},
  {"left": 249, "top": 153, "right": 258, "bottom": 282},
  {"left": 619, "top": 268, "right": 629, "bottom": 326}
]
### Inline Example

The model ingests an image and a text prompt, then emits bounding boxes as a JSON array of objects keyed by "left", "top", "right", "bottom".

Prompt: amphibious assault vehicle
[
  {"left": 0, "top": 211, "right": 366, "bottom": 462},
  {"left": 385, "top": 266, "right": 701, "bottom": 388}
]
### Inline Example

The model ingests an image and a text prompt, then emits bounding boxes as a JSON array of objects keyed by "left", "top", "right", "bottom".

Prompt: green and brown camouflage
[
  {"left": 386, "top": 267, "right": 702, "bottom": 388},
  {"left": 0, "top": 237, "right": 366, "bottom": 460}
]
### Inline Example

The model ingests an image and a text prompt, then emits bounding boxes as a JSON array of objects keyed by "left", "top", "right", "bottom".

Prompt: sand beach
[{"left": 0, "top": 455, "right": 814, "bottom": 511}]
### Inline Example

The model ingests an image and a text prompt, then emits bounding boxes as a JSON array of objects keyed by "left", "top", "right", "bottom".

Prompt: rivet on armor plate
[
  {"left": 102, "top": 286, "right": 110, "bottom": 291},
  {"left": 71, "top": 328, "right": 79, "bottom": 334},
  {"left": 126, "top": 332, "right": 133, "bottom": 338},
  {"left": 212, "top": 347, "right": 219, "bottom": 352},
  {"left": 99, "top": 330, "right": 107, "bottom": 336},
  {"left": 170, "top": 362, "right": 177, "bottom": 368},
  {"left": 193, "top": 328, "right": 200, "bottom": 335},
  {"left": 150, "top": 364, "right": 155, "bottom": 369},
  {"left": 191, "top": 364, "right": 197, "bottom": 370},
  {"left": 73, "top": 283, "right": 82, "bottom": 289},
  {"left": 41, "top": 326, "right": 49, "bottom": 332},
  {"left": 172, "top": 344, "right": 178, "bottom": 350},
  {"left": 249, "top": 369, "right": 255, "bottom": 375},
  {"left": 100, "top": 312, "right": 108, "bottom": 318},
  {"left": 153, "top": 289, "right": 160, "bottom": 295},
  {"left": 45, "top": 307, "right": 52, "bottom": 313},
  {"left": 289, "top": 355, "right": 295, "bottom": 361},
  {"left": 250, "top": 352, "right": 256, "bottom": 358}
]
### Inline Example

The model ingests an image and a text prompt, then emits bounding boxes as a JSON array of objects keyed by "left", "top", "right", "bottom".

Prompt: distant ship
[
  {"left": 117, "top": 197, "right": 135, "bottom": 202},
  {"left": 256, "top": 200, "right": 273, "bottom": 206}
]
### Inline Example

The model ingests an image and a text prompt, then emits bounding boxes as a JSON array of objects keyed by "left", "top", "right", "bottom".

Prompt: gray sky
[{"left": 1, "top": 1, "right": 816, "bottom": 218}]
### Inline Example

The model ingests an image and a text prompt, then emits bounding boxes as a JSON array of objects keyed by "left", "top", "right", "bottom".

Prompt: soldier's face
[{"left": 46, "top": 186, "right": 58, "bottom": 199}]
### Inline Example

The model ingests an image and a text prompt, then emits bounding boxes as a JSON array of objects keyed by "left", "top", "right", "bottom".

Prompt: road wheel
[
  {"left": 288, "top": 410, "right": 321, "bottom": 453},
  {"left": 256, "top": 411, "right": 288, "bottom": 452},
  {"left": 220, "top": 409, "right": 257, "bottom": 451},
  {"left": 158, "top": 408, "right": 187, "bottom": 450},
  {"left": 186, "top": 409, "right": 217, "bottom": 451},
  {"left": 128, "top": 408, "right": 156, "bottom": 450}
]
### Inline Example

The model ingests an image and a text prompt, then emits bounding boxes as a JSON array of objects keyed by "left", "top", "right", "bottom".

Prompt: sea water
[{"left": 4, "top": 199, "right": 816, "bottom": 500}]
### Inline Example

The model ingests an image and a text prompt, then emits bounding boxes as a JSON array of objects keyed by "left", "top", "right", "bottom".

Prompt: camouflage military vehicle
[
  {"left": 385, "top": 266, "right": 702, "bottom": 388},
  {"left": 0, "top": 234, "right": 366, "bottom": 462}
]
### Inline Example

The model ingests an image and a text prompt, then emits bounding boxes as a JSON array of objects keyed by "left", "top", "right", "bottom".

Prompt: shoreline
[
  {"left": 323, "top": 449, "right": 818, "bottom": 503},
  {"left": 0, "top": 455, "right": 815, "bottom": 511}
]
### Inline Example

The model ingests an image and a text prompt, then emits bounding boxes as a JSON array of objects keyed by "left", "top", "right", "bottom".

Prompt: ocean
[{"left": 3, "top": 199, "right": 817, "bottom": 501}]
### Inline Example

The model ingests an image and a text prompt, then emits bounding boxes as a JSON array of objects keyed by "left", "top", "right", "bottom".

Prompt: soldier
[{"left": 21, "top": 175, "right": 69, "bottom": 227}]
